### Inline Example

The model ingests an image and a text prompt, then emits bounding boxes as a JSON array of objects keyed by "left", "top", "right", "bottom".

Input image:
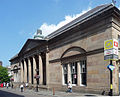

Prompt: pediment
[{"left": 19, "top": 39, "right": 46, "bottom": 55}]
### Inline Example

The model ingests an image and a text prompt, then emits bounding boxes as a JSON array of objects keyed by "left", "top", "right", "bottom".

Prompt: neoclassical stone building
[{"left": 10, "top": 4, "right": 120, "bottom": 95}]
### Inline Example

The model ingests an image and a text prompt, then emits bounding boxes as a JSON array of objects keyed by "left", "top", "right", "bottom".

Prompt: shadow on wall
[{"left": 0, "top": 90, "right": 24, "bottom": 97}]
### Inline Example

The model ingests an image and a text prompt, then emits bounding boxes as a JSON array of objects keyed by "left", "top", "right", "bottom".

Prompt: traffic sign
[
  {"left": 104, "top": 39, "right": 118, "bottom": 50},
  {"left": 107, "top": 64, "right": 115, "bottom": 71},
  {"left": 104, "top": 48, "right": 118, "bottom": 56},
  {"left": 104, "top": 39, "right": 118, "bottom": 60},
  {"left": 104, "top": 39, "right": 113, "bottom": 50}
]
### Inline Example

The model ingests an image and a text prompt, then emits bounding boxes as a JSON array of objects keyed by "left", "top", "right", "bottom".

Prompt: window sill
[
  {"left": 62, "top": 84, "right": 77, "bottom": 86},
  {"left": 72, "top": 84, "right": 77, "bottom": 86},
  {"left": 62, "top": 84, "right": 87, "bottom": 87},
  {"left": 80, "top": 84, "right": 87, "bottom": 87}
]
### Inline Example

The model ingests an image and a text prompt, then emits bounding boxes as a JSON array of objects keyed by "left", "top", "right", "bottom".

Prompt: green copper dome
[{"left": 34, "top": 29, "right": 44, "bottom": 39}]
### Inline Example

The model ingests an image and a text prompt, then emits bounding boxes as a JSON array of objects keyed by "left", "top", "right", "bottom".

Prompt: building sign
[
  {"left": 104, "top": 39, "right": 118, "bottom": 60},
  {"left": 104, "top": 48, "right": 118, "bottom": 55}
]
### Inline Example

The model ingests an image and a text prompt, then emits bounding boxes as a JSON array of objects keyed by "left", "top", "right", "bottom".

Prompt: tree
[{"left": 0, "top": 65, "right": 11, "bottom": 83}]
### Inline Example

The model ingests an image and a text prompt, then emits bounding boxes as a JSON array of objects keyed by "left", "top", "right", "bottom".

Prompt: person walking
[
  {"left": 11, "top": 83, "right": 13, "bottom": 88},
  {"left": 20, "top": 84, "right": 24, "bottom": 92},
  {"left": 25, "top": 83, "right": 28, "bottom": 88},
  {"left": 6, "top": 82, "right": 9, "bottom": 89},
  {"left": 3, "top": 82, "right": 6, "bottom": 87},
  {"left": 67, "top": 81, "right": 72, "bottom": 93}
]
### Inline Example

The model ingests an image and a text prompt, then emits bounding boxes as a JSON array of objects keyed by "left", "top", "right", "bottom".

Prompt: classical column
[
  {"left": 39, "top": 54, "right": 43, "bottom": 85},
  {"left": 67, "top": 63, "right": 71, "bottom": 83},
  {"left": 18, "top": 67, "right": 21, "bottom": 82},
  {"left": 46, "top": 52, "right": 49, "bottom": 85},
  {"left": 77, "top": 62, "right": 80, "bottom": 86},
  {"left": 24, "top": 59, "right": 27, "bottom": 83},
  {"left": 28, "top": 58, "right": 31, "bottom": 84},
  {"left": 20, "top": 61, "right": 23, "bottom": 83},
  {"left": 33, "top": 56, "right": 36, "bottom": 84}
]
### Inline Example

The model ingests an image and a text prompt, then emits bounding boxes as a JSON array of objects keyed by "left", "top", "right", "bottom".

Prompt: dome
[{"left": 34, "top": 29, "right": 44, "bottom": 39}]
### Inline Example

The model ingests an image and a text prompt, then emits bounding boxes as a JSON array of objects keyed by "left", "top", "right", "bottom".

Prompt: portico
[
  {"left": 20, "top": 54, "right": 43, "bottom": 85},
  {"left": 14, "top": 38, "right": 48, "bottom": 86}
]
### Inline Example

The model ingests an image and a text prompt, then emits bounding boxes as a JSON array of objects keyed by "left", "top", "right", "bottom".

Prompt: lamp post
[
  {"left": 10, "top": 78, "right": 14, "bottom": 88},
  {"left": 34, "top": 69, "right": 40, "bottom": 92}
]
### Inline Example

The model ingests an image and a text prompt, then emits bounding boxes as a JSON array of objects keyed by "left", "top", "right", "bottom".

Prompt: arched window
[{"left": 61, "top": 46, "right": 87, "bottom": 86}]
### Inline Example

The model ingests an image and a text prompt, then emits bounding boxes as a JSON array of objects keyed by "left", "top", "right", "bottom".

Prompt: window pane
[
  {"left": 64, "top": 74, "right": 67, "bottom": 84},
  {"left": 81, "top": 73, "right": 86, "bottom": 85},
  {"left": 80, "top": 60, "right": 87, "bottom": 85},
  {"left": 71, "top": 62, "right": 77, "bottom": 84},
  {"left": 63, "top": 64, "right": 68, "bottom": 84}
]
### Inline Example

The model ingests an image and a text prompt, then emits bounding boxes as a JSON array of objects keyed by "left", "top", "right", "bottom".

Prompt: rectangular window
[
  {"left": 80, "top": 60, "right": 87, "bottom": 86},
  {"left": 70, "top": 62, "right": 77, "bottom": 84},
  {"left": 63, "top": 64, "right": 68, "bottom": 84}
]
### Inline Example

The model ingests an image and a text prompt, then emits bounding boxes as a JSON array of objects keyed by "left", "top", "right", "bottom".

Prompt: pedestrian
[
  {"left": 67, "top": 81, "right": 72, "bottom": 93},
  {"left": 3, "top": 82, "right": 6, "bottom": 87},
  {"left": 25, "top": 83, "right": 28, "bottom": 88},
  {"left": 1, "top": 83, "right": 3, "bottom": 88},
  {"left": 11, "top": 83, "right": 13, "bottom": 88},
  {"left": 20, "top": 84, "right": 24, "bottom": 92},
  {"left": 6, "top": 82, "right": 9, "bottom": 89}
]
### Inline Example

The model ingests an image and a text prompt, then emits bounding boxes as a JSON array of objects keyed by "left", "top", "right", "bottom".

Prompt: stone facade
[{"left": 9, "top": 4, "right": 120, "bottom": 95}]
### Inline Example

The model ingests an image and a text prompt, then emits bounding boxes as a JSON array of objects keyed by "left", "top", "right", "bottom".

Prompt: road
[
  {"left": 0, "top": 89, "right": 53, "bottom": 97},
  {"left": 0, "top": 90, "right": 24, "bottom": 97}
]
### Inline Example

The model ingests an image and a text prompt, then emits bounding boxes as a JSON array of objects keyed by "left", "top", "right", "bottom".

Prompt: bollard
[{"left": 53, "top": 88, "right": 55, "bottom": 95}]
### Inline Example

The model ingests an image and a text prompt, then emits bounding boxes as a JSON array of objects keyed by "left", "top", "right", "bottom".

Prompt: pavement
[{"left": 0, "top": 87, "right": 108, "bottom": 97}]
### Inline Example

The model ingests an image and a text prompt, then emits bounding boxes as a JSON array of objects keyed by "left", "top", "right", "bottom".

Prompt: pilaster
[
  {"left": 46, "top": 52, "right": 49, "bottom": 85},
  {"left": 112, "top": 61, "right": 119, "bottom": 95}
]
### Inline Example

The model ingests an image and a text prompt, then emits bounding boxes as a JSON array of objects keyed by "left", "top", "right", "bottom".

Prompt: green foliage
[{"left": 0, "top": 66, "right": 11, "bottom": 83}]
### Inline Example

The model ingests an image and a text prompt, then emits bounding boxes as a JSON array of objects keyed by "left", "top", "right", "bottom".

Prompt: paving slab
[{"left": 0, "top": 87, "right": 106, "bottom": 97}]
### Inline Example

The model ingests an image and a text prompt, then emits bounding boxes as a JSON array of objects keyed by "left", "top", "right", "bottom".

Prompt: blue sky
[{"left": 0, "top": 0, "right": 120, "bottom": 67}]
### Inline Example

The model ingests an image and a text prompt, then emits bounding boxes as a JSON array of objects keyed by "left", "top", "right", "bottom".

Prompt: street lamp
[{"left": 34, "top": 69, "right": 40, "bottom": 92}]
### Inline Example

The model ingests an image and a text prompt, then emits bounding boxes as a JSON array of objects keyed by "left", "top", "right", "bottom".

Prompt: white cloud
[
  {"left": 118, "top": 6, "right": 120, "bottom": 10},
  {"left": 39, "top": 7, "right": 91, "bottom": 37}
]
